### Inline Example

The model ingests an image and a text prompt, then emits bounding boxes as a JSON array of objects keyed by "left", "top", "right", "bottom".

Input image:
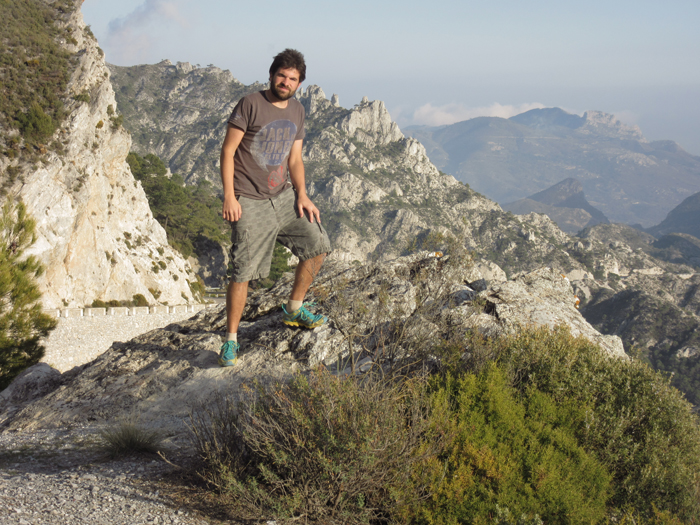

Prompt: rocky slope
[
  {"left": 108, "top": 60, "right": 262, "bottom": 186},
  {"left": 0, "top": 6, "right": 198, "bottom": 308},
  {"left": 0, "top": 251, "right": 623, "bottom": 434},
  {"left": 106, "top": 60, "right": 700, "bottom": 404},
  {"left": 405, "top": 108, "right": 700, "bottom": 227},
  {"left": 575, "top": 222, "right": 700, "bottom": 403}
]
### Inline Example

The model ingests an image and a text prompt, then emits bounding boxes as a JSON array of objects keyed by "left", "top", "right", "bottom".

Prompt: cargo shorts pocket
[{"left": 229, "top": 228, "right": 251, "bottom": 281}]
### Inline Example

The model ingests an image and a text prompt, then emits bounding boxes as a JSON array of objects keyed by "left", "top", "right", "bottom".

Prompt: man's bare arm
[
  {"left": 288, "top": 139, "right": 321, "bottom": 223},
  {"left": 220, "top": 124, "right": 245, "bottom": 221}
]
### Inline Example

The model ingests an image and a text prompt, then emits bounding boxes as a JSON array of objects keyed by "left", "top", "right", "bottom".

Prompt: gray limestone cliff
[{"left": 3, "top": 9, "right": 198, "bottom": 308}]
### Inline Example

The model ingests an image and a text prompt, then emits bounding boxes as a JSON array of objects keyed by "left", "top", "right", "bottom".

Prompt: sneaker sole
[
  {"left": 283, "top": 319, "right": 325, "bottom": 329},
  {"left": 218, "top": 357, "right": 237, "bottom": 367}
]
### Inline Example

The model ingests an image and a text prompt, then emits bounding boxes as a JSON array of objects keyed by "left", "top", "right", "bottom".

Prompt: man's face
[{"left": 269, "top": 67, "right": 301, "bottom": 101}]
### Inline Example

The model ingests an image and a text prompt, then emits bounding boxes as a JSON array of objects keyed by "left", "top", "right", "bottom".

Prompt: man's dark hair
[{"left": 269, "top": 48, "right": 306, "bottom": 83}]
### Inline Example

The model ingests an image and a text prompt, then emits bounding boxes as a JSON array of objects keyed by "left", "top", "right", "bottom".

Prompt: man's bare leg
[
  {"left": 290, "top": 253, "right": 326, "bottom": 301},
  {"left": 226, "top": 280, "right": 249, "bottom": 334}
]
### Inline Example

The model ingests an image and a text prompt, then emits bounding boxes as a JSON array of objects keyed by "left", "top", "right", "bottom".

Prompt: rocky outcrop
[
  {"left": 579, "top": 110, "right": 645, "bottom": 141},
  {"left": 107, "top": 60, "right": 262, "bottom": 186},
  {"left": 104, "top": 59, "right": 700, "bottom": 405},
  {"left": 0, "top": 251, "right": 623, "bottom": 434},
  {"left": 12, "top": 9, "right": 197, "bottom": 308}
]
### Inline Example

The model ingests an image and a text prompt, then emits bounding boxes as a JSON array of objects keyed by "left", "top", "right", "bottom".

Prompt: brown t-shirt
[{"left": 227, "top": 91, "right": 305, "bottom": 199}]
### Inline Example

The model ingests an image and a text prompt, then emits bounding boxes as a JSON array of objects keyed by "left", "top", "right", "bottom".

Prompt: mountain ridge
[{"left": 404, "top": 108, "right": 700, "bottom": 226}]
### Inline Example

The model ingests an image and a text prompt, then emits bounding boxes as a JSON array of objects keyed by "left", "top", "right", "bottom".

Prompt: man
[{"left": 218, "top": 49, "right": 331, "bottom": 367}]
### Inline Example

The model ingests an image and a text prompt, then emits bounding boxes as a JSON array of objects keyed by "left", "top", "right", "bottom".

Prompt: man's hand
[
  {"left": 223, "top": 194, "right": 242, "bottom": 222},
  {"left": 297, "top": 193, "right": 321, "bottom": 223}
]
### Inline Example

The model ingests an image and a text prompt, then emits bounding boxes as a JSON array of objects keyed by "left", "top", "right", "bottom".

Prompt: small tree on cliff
[{"left": 0, "top": 198, "right": 57, "bottom": 390}]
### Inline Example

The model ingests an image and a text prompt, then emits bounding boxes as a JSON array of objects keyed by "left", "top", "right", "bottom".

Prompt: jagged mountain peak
[
  {"left": 581, "top": 110, "right": 645, "bottom": 141},
  {"left": 648, "top": 191, "right": 700, "bottom": 239},
  {"left": 504, "top": 178, "right": 609, "bottom": 234},
  {"left": 529, "top": 178, "right": 585, "bottom": 206}
]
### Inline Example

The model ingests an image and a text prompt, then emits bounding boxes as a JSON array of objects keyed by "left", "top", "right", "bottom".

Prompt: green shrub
[
  {"left": 406, "top": 365, "right": 610, "bottom": 524},
  {"left": 0, "top": 199, "right": 57, "bottom": 390},
  {"left": 190, "top": 369, "right": 447, "bottom": 524},
  {"left": 444, "top": 326, "right": 700, "bottom": 522},
  {"left": 73, "top": 91, "right": 89, "bottom": 103},
  {"left": 109, "top": 114, "right": 123, "bottom": 130},
  {"left": 16, "top": 103, "right": 56, "bottom": 143},
  {"left": 132, "top": 294, "right": 148, "bottom": 307},
  {"left": 125, "top": 152, "right": 229, "bottom": 260},
  {"left": 91, "top": 299, "right": 106, "bottom": 308}
]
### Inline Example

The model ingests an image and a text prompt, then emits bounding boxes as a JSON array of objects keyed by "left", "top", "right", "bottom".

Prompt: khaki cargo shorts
[{"left": 228, "top": 188, "right": 332, "bottom": 282}]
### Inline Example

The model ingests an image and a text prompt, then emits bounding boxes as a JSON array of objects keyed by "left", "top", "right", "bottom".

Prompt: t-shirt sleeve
[{"left": 228, "top": 97, "right": 251, "bottom": 132}]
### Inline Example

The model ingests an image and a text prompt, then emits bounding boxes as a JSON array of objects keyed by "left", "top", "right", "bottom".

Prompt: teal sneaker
[
  {"left": 218, "top": 340, "right": 239, "bottom": 367},
  {"left": 282, "top": 302, "right": 327, "bottom": 329}
]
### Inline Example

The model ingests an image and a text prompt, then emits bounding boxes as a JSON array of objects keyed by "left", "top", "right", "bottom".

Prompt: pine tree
[{"left": 0, "top": 198, "right": 57, "bottom": 390}]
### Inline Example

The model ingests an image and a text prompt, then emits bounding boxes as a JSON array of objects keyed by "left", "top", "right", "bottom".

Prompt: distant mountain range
[{"left": 404, "top": 108, "right": 700, "bottom": 227}]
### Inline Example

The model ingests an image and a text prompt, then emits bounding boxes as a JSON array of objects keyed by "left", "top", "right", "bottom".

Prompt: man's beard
[{"left": 270, "top": 83, "right": 296, "bottom": 101}]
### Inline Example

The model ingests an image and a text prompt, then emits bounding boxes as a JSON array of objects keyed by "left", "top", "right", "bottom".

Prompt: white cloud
[
  {"left": 412, "top": 101, "right": 548, "bottom": 127},
  {"left": 106, "top": 0, "right": 188, "bottom": 63}
]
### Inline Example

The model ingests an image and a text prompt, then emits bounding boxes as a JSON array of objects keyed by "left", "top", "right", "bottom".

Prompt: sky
[{"left": 82, "top": 0, "right": 700, "bottom": 154}]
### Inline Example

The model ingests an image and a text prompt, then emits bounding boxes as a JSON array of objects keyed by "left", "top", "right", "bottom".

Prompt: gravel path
[
  {"left": 41, "top": 310, "right": 212, "bottom": 372},
  {"left": 0, "top": 430, "right": 217, "bottom": 525},
  {"left": 1, "top": 303, "right": 234, "bottom": 524}
]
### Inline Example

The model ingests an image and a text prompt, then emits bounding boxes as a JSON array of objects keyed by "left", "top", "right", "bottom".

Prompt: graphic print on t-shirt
[{"left": 251, "top": 119, "right": 297, "bottom": 170}]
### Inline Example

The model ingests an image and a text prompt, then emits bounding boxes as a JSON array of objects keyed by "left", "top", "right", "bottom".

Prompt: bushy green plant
[
  {"left": 0, "top": 199, "right": 57, "bottom": 390},
  {"left": 16, "top": 102, "right": 56, "bottom": 143},
  {"left": 405, "top": 365, "right": 611, "bottom": 524},
  {"left": 132, "top": 294, "right": 148, "bottom": 307},
  {"left": 190, "top": 369, "right": 448, "bottom": 524},
  {"left": 442, "top": 326, "right": 700, "bottom": 522}
]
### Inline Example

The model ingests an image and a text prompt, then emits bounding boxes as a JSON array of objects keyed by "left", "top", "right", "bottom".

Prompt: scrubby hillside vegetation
[
  {"left": 192, "top": 324, "right": 700, "bottom": 524},
  {"left": 0, "top": 0, "right": 74, "bottom": 154}
]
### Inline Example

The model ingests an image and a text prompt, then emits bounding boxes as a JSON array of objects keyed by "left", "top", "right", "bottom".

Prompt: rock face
[
  {"left": 504, "top": 178, "right": 609, "bottom": 234},
  {"left": 9, "top": 9, "right": 197, "bottom": 308},
  {"left": 108, "top": 60, "right": 261, "bottom": 186},
  {"left": 0, "top": 252, "right": 623, "bottom": 434},
  {"left": 575, "top": 222, "right": 700, "bottom": 403},
  {"left": 405, "top": 107, "right": 700, "bottom": 226}
]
